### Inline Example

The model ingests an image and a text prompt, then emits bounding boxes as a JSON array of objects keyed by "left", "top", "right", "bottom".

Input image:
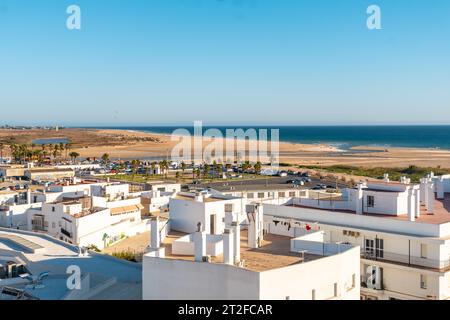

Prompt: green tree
[
  {"left": 69, "top": 152, "right": 80, "bottom": 163},
  {"left": 181, "top": 162, "right": 186, "bottom": 177},
  {"left": 254, "top": 161, "right": 262, "bottom": 175},
  {"left": 101, "top": 153, "right": 110, "bottom": 164}
]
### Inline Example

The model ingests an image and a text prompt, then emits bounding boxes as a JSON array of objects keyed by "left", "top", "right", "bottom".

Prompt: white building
[
  {"left": 262, "top": 174, "right": 450, "bottom": 300},
  {"left": 169, "top": 191, "right": 245, "bottom": 235},
  {"left": 143, "top": 203, "right": 360, "bottom": 300},
  {"left": 24, "top": 181, "right": 146, "bottom": 249}
]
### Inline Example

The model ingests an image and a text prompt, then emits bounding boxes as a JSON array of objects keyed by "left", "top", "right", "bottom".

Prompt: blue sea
[{"left": 87, "top": 126, "right": 450, "bottom": 151}]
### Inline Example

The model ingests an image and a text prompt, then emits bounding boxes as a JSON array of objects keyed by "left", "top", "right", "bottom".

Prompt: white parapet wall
[{"left": 171, "top": 234, "right": 223, "bottom": 257}]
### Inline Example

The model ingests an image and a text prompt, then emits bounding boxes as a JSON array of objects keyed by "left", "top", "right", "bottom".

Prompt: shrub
[{"left": 112, "top": 250, "right": 137, "bottom": 262}]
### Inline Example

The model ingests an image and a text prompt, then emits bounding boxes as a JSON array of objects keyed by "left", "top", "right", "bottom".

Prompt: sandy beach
[{"left": 1, "top": 128, "right": 450, "bottom": 168}]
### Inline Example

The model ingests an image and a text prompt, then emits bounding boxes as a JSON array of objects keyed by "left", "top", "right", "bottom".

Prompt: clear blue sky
[{"left": 0, "top": 0, "right": 449, "bottom": 126}]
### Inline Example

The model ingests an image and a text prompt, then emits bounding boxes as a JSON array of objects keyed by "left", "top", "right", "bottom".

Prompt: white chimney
[
  {"left": 407, "top": 188, "right": 415, "bottom": 222},
  {"left": 194, "top": 222, "right": 206, "bottom": 262},
  {"left": 195, "top": 194, "right": 204, "bottom": 202},
  {"left": 419, "top": 178, "right": 426, "bottom": 202},
  {"left": 383, "top": 173, "right": 390, "bottom": 183},
  {"left": 246, "top": 204, "right": 263, "bottom": 249},
  {"left": 437, "top": 176, "right": 444, "bottom": 199},
  {"left": 231, "top": 221, "right": 240, "bottom": 264},
  {"left": 427, "top": 183, "right": 434, "bottom": 214},
  {"left": 150, "top": 216, "right": 160, "bottom": 249},
  {"left": 27, "top": 188, "right": 31, "bottom": 205},
  {"left": 106, "top": 177, "right": 110, "bottom": 183},
  {"left": 424, "top": 179, "right": 430, "bottom": 207},
  {"left": 355, "top": 183, "right": 364, "bottom": 215},
  {"left": 415, "top": 188, "right": 421, "bottom": 218},
  {"left": 223, "top": 229, "right": 234, "bottom": 265}
]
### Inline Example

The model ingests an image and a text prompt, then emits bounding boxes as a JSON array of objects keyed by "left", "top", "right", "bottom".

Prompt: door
[{"left": 210, "top": 214, "right": 216, "bottom": 234}]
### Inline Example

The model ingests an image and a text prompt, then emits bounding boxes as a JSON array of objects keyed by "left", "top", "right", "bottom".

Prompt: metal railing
[
  {"left": 361, "top": 249, "right": 450, "bottom": 271},
  {"left": 60, "top": 228, "right": 72, "bottom": 238}
]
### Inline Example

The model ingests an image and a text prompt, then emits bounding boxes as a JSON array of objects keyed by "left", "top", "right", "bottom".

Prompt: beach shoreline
[{"left": 1, "top": 128, "right": 450, "bottom": 168}]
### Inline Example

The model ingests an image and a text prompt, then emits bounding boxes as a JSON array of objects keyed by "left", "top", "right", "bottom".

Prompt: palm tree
[
  {"left": 159, "top": 160, "right": 169, "bottom": 179},
  {"left": 101, "top": 153, "right": 110, "bottom": 164},
  {"left": 203, "top": 163, "right": 210, "bottom": 179},
  {"left": 254, "top": 161, "right": 262, "bottom": 175},
  {"left": 59, "top": 142, "right": 65, "bottom": 159},
  {"left": 69, "top": 152, "right": 80, "bottom": 163},
  {"left": 52, "top": 145, "right": 59, "bottom": 162},
  {"left": 0, "top": 143, "right": 4, "bottom": 163},
  {"left": 64, "top": 143, "right": 71, "bottom": 160},
  {"left": 181, "top": 162, "right": 186, "bottom": 177}
]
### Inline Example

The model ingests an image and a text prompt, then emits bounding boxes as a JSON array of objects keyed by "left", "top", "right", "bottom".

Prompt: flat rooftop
[
  {"left": 161, "top": 229, "right": 321, "bottom": 272},
  {"left": 288, "top": 192, "right": 450, "bottom": 225},
  {"left": 0, "top": 229, "right": 142, "bottom": 300},
  {"left": 174, "top": 194, "right": 229, "bottom": 203}
]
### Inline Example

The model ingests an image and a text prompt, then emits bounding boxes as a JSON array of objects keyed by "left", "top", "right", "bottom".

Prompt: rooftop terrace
[
  {"left": 160, "top": 229, "right": 321, "bottom": 272},
  {"left": 288, "top": 192, "right": 450, "bottom": 225}
]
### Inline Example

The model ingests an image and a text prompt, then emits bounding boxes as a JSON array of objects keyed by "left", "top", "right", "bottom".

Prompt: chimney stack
[
  {"left": 194, "top": 222, "right": 207, "bottom": 262},
  {"left": 427, "top": 182, "right": 434, "bottom": 214},
  {"left": 407, "top": 188, "right": 415, "bottom": 222},
  {"left": 231, "top": 221, "right": 240, "bottom": 264},
  {"left": 383, "top": 173, "right": 390, "bottom": 183},
  {"left": 414, "top": 188, "right": 421, "bottom": 218},
  {"left": 150, "top": 216, "right": 160, "bottom": 249},
  {"left": 27, "top": 188, "right": 31, "bottom": 205},
  {"left": 246, "top": 204, "right": 263, "bottom": 249},
  {"left": 437, "top": 176, "right": 444, "bottom": 200},
  {"left": 355, "top": 183, "right": 364, "bottom": 215},
  {"left": 223, "top": 229, "right": 234, "bottom": 265}
]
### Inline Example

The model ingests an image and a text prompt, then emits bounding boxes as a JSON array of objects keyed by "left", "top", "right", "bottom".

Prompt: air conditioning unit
[{"left": 365, "top": 265, "right": 383, "bottom": 290}]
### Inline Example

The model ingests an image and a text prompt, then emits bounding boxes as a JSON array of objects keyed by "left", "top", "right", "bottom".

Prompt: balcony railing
[
  {"left": 60, "top": 228, "right": 72, "bottom": 238},
  {"left": 361, "top": 249, "right": 450, "bottom": 271}
]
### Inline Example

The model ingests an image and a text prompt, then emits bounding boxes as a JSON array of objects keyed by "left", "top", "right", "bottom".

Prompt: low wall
[{"left": 171, "top": 234, "right": 223, "bottom": 257}]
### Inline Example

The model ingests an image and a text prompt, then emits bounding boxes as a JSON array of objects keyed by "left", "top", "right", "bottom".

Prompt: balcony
[
  {"left": 361, "top": 249, "right": 450, "bottom": 271},
  {"left": 60, "top": 228, "right": 72, "bottom": 238}
]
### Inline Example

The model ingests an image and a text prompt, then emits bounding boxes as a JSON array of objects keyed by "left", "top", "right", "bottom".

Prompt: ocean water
[{"left": 89, "top": 126, "right": 450, "bottom": 151}]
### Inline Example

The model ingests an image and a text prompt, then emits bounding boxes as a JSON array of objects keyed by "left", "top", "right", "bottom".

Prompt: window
[
  {"left": 334, "top": 283, "right": 338, "bottom": 297},
  {"left": 52, "top": 206, "right": 55, "bottom": 212},
  {"left": 247, "top": 193, "right": 254, "bottom": 199},
  {"left": 376, "top": 238, "right": 384, "bottom": 258},
  {"left": 311, "top": 289, "right": 316, "bottom": 300},
  {"left": 289, "top": 191, "right": 296, "bottom": 197},
  {"left": 367, "top": 195, "right": 375, "bottom": 207},
  {"left": 258, "top": 193, "right": 265, "bottom": 199},
  {"left": 224, "top": 203, "right": 234, "bottom": 213},
  {"left": 352, "top": 274, "right": 356, "bottom": 288},
  {"left": 278, "top": 192, "right": 285, "bottom": 198},
  {"left": 365, "top": 239, "right": 375, "bottom": 256},
  {"left": 421, "top": 243, "right": 427, "bottom": 259},
  {"left": 420, "top": 274, "right": 427, "bottom": 289}
]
